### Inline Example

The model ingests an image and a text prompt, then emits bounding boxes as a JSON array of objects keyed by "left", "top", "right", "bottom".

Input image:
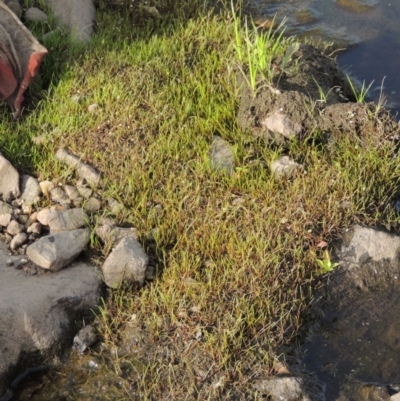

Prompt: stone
[
  {"left": 55, "top": 148, "right": 101, "bottom": 187},
  {"left": 271, "top": 156, "right": 303, "bottom": 179},
  {"left": 45, "top": 0, "right": 95, "bottom": 43},
  {"left": 37, "top": 208, "right": 88, "bottom": 232},
  {"left": 10, "top": 232, "right": 28, "bottom": 251},
  {"left": 338, "top": 383, "right": 390, "bottom": 401},
  {"left": 64, "top": 185, "right": 82, "bottom": 202},
  {"left": 0, "top": 240, "right": 100, "bottom": 395},
  {"left": 6, "top": 220, "right": 24, "bottom": 236},
  {"left": 73, "top": 325, "right": 97, "bottom": 353},
  {"left": 39, "top": 180, "right": 55, "bottom": 197},
  {"left": 25, "top": 7, "right": 48, "bottom": 22},
  {"left": 26, "top": 228, "right": 90, "bottom": 271},
  {"left": 102, "top": 236, "right": 149, "bottom": 288},
  {"left": 0, "top": 153, "right": 20, "bottom": 202},
  {"left": 333, "top": 225, "right": 400, "bottom": 291},
  {"left": 77, "top": 186, "right": 93, "bottom": 199},
  {"left": 20, "top": 175, "right": 41, "bottom": 205},
  {"left": 253, "top": 376, "right": 309, "bottom": 401},
  {"left": 261, "top": 111, "right": 302, "bottom": 139},
  {"left": 87, "top": 103, "right": 98, "bottom": 113},
  {"left": 50, "top": 186, "right": 71, "bottom": 205},
  {"left": 209, "top": 135, "right": 235, "bottom": 176},
  {"left": 391, "top": 393, "right": 400, "bottom": 401},
  {"left": 107, "top": 198, "right": 124, "bottom": 215},
  {"left": 6, "top": 1, "right": 22, "bottom": 18},
  {"left": 27, "top": 222, "right": 42, "bottom": 235},
  {"left": 84, "top": 197, "right": 101, "bottom": 213},
  {"left": 95, "top": 224, "right": 138, "bottom": 247},
  {"left": 0, "top": 213, "right": 12, "bottom": 227}
]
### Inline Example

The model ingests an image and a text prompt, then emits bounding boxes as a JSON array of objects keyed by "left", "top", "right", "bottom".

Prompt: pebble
[
  {"left": 50, "top": 187, "right": 71, "bottom": 204},
  {"left": 10, "top": 233, "right": 28, "bottom": 251},
  {"left": 25, "top": 7, "right": 48, "bottom": 22},
  {"left": 84, "top": 197, "right": 101, "bottom": 213},
  {"left": 39, "top": 180, "right": 55, "bottom": 197}
]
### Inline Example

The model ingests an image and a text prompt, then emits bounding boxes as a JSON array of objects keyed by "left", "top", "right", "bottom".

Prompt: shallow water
[
  {"left": 301, "top": 287, "right": 400, "bottom": 400},
  {"left": 251, "top": 0, "right": 400, "bottom": 117}
]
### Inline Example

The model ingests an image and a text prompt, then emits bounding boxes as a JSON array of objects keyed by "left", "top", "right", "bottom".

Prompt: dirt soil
[{"left": 237, "top": 44, "right": 400, "bottom": 146}]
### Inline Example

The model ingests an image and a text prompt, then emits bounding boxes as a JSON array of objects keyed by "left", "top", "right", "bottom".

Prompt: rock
[
  {"left": 37, "top": 208, "right": 88, "bottom": 232},
  {"left": 391, "top": 393, "right": 400, "bottom": 401},
  {"left": 50, "top": 186, "right": 71, "bottom": 205},
  {"left": 73, "top": 325, "right": 97, "bottom": 353},
  {"left": 27, "top": 222, "right": 42, "bottom": 235},
  {"left": 261, "top": 111, "right": 302, "bottom": 139},
  {"left": 336, "top": 0, "right": 378, "bottom": 13},
  {"left": 6, "top": 0, "right": 22, "bottom": 17},
  {"left": 77, "top": 186, "right": 93, "bottom": 199},
  {"left": 20, "top": 175, "right": 41, "bottom": 205},
  {"left": 25, "top": 7, "right": 48, "bottom": 22},
  {"left": 84, "top": 197, "right": 101, "bottom": 213},
  {"left": 254, "top": 376, "right": 312, "bottom": 401},
  {"left": 39, "top": 180, "right": 55, "bottom": 197},
  {"left": 271, "top": 156, "right": 303, "bottom": 178},
  {"left": 45, "top": 0, "right": 95, "bottom": 42},
  {"left": 55, "top": 148, "right": 101, "bottom": 187},
  {"left": 107, "top": 198, "right": 124, "bottom": 215},
  {"left": 209, "top": 135, "right": 235, "bottom": 176},
  {"left": 0, "top": 153, "right": 20, "bottom": 202},
  {"left": 0, "top": 240, "right": 100, "bottom": 395},
  {"left": 6, "top": 220, "right": 24, "bottom": 236},
  {"left": 333, "top": 225, "right": 400, "bottom": 292},
  {"left": 338, "top": 383, "right": 390, "bottom": 401},
  {"left": 95, "top": 224, "right": 138, "bottom": 247},
  {"left": 87, "top": 103, "right": 98, "bottom": 113},
  {"left": 102, "top": 236, "right": 149, "bottom": 288},
  {"left": 26, "top": 228, "right": 90, "bottom": 271},
  {"left": 10, "top": 232, "right": 28, "bottom": 251},
  {"left": 0, "top": 213, "right": 12, "bottom": 227},
  {"left": 64, "top": 185, "right": 82, "bottom": 202}
]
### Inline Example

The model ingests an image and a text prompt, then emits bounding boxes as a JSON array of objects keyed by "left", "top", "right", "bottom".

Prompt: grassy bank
[{"left": 3, "top": 1, "right": 400, "bottom": 399}]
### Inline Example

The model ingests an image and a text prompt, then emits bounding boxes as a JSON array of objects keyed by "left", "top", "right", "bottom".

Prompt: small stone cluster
[{"left": 0, "top": 148, "right": 150, "bottom": 288}]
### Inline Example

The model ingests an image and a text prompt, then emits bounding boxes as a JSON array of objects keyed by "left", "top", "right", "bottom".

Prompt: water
[
  {"left": 301, "top": 288, "right": 400, "bottom": 400},
  {"left": 250, "top": 0, "right": 400, "bottom": 117}
]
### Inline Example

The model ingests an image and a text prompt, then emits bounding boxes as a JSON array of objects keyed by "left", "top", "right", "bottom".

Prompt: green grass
[{"left": 3, "top": 1, "right": 400, "bottom": 399}]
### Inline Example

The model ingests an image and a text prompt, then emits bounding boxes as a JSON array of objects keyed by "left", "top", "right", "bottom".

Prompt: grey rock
[
  {"left": 64, "top": 185, "right": 82, "bottom": 202},
  {"left": 45, "top": 0, "right": 95, "bottom": 43},
  {"left": 17, "top": 214, "right": 29, "bottom": 225},
  {"left": 84, "top": 197, "right": 101, "bottom": 213},
  {"left": 271, "top": 156, "right": 303, "bottom": 179},
  {"left": 26, "top": 228, "right": 90, "bottom": 271},
  {"left": 10, "top": 232, "right": 28, "bottom": 251},
  {"left": 0, "top": 213, "right": 12, "bottom": 227},
  {"left": 25, "top": 7, "right": 48, "bottom": 22},
  {"left": 333, "top": 225, "right": 400, "bottom": 292},
  {"left": 102, "top": 236, "right": 149, "bottom": 288},
  {"left": 0, "top": 153, "right": 20, "bottom": 202},
  {"left": 73, "top": 325, "right": 97, "bottom": 353},
  {"left": 39, "top": 180, "right": 55, "bottom": 197},
  {"left": 338, "top": 383, "right": 390, "bottom": 401},
  {"left": 261, "top": 111, "right": 302, "bottom": 139},
  {"left": 209, "top": 135, "right": 235, "bottom": 176},
  {"left": 50, "top": 186, "right": 71, "bottom": 205},
  {"left": 27, "top": 222, "right": 42, "bottom": 235},
  {"left": 55, "top": 148, "right": 101, "bottom": 187},
  {"left": 254, "top": 376, "right": 312, "bottom": 401},
  {"left": 107, "top": 198, "right": 124, "bottom": 215},
  {"left": 37, "top": 208, "right": 88, "bottom": 232},
  {"left": 0, "top": 240, "right": 100, "bottom": 394},
  {"left": 95, "top": 224, "right": 138, "bottom": 247},
  {"left": 6, "top": 220, "right": 25, "bottom": 236},
  {"left": 6, "top": 1, "right": 22, "bottom": 17},
  {"left": 77, "top": 186, "right": 93, "bottom": 199},
  {"left": 20, "top": 175, "right": 42, "bottom": 205}
]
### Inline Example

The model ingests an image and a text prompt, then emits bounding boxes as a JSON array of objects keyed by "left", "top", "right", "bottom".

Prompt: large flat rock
[{"left": 0, "top": 241, "right": 101, "bottom": 396}]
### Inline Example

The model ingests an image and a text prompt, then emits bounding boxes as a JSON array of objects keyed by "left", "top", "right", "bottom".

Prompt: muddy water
[
  {"left": 250, "top": 0, "right": 400, "bottom": 117},
  {"left": 301, "top": 287, "right": 400, "bottom": 400}
]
